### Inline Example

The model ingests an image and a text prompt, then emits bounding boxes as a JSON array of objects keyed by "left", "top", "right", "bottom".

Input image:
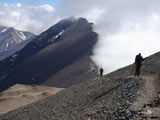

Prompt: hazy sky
[{"left": 1, "top": 0, "right": 160, "bottom": 73}]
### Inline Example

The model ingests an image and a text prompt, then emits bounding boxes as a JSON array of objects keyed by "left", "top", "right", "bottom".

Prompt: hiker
[
  {"left": 135, "top": 53, "right": 144, "bottom": 77},
  {"left": 100, "top": 67, "right": 104, "bottom": 77}
]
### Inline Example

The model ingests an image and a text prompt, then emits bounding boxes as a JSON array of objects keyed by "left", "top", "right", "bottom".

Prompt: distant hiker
[
  {"left": 135, "top": 53, "right": 144, "bottom": 77},
  {"left": 100, "top": 68, "right": 104, "bottom": 77}
]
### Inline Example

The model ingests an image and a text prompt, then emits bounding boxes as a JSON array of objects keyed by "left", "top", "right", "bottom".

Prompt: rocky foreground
[
  {"left": 1, "top": 52, "right": 160, "bottom": 120},
  {"left": 0, "top": 77, "right": 142, "bottom": 120}
]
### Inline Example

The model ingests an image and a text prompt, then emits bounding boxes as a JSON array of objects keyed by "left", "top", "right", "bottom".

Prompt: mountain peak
[
  {"left": 0, "top": 17, "right": 98, "bottom": 92},
  {"left": 77, "top": 17, "right": 88, "bottom": 22},
  {"left": 0, "top": 26, "right": 35, "bottom": 60}
]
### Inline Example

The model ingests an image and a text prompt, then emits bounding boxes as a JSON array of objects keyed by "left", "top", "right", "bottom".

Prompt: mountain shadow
[{"left": 0, "top": 17, "right": 98, "bottom": 92}]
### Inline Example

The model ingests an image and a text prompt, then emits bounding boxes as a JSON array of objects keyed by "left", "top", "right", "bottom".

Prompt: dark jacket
[{"left": 135, "top": 54, "right": 144, "bottom": 65}]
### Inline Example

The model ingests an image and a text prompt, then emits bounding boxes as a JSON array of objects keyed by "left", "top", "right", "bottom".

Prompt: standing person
[
  {"left": 100, "top": 67, "right": 104, "bottom": 77},
  {"left": 135, "top": 53, "right": 144, "bottom": 77}
]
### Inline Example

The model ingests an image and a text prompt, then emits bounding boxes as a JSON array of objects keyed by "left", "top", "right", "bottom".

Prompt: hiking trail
[{"left": 130, "top": 75, "right": 160, "bottom": 119}]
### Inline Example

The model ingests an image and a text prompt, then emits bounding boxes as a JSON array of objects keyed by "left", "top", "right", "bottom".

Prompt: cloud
[
  {"left": 58, "top": 0, "right": 160, "bottom": 73},
  {"left": 78, "top": 8, "right": 105, "bottom": 24},
  {"left": 0, "top": 3, "right": 59, "bottom": 35},
  {"left": 39, "top": 4, "right": 55, "bottom": 12},
  {"left": 1, "top": 1, "right": 160, "bottom": 74},
  {"left": 92, "top": 13, "right": 160, "bottom": 72}
]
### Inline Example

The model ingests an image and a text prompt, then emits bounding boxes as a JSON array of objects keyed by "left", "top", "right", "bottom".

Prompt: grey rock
[{"left": 0, "top": 77, "right": 142, "bottom": 120}]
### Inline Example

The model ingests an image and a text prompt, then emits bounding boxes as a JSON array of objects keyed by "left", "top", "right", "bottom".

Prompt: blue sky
[{"left": 0, "top": 0, "right": 61, "bottom": 7}]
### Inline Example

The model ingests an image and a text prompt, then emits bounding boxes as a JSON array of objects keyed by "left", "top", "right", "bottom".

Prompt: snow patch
[
  {"left": 12, "top": 54, "right": 17, "bottom": 58},
  {"left": 59, "top": 30, "right": 65, "bottom": 36},
  {"left": 54, "top": 30, "right": 65, "bottom": 39},
  {"left": 5, "top": 43, "right": 9, "bottom": 51},
  {"left": 19, "top": 32, "right": 26, "bottom": 40},
  {"left": 1, "top": 28, "right": 8, "bottom": 33}
]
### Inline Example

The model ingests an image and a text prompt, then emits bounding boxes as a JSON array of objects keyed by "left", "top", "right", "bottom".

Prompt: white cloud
[
  {"left": 39, "top": 4, "right": 55, "bottom": 12},
  {"left": 11, "top": 11, "right": 20, "bottom": 18},
  {"left": 79, "top": 8, "right": 105, "bottom": 23},
  {"left": 59, "top": 0, "right": 160, "bottom": 73},
  {"left": 16, "top": 3, "right": 22, "bottom": 7},
  {"left": 0, "top": 3, "right": 58, "bottom": 35},
  {"left": 1, "top": 1, "right": 160, "bottom": 74},
  {"left": 92, "top": 15, "right": 160, "bottom": 72}
]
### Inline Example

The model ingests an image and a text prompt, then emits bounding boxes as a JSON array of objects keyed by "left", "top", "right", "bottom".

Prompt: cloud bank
[
  {"left": 1, "top": 0, "right": 160, "bottom": 73},
  {"left": 0, "top": 3, "right": 59, "bottom": 35},
  {"left": 59, "top": 0, "right": 160, "bottom": 73}
]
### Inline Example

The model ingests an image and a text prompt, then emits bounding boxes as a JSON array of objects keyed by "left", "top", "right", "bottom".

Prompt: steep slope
[
  {"left": 0, "top": 84, "right": 63, "bottom": 115},
  {"left": 0, "top": 77, "right": 141, "bottom": 119},
  {"left": 1, "top": 52, "right": 160, "bottom": 120},
  {"left": 106, "top": 52, "right": 160, "bottom": 77},
  {"left": 0, "top": 26, "right": 35, "bottom": 60},
  {"left": 0, "top": 17, "right": 98, "bottom": 91}
]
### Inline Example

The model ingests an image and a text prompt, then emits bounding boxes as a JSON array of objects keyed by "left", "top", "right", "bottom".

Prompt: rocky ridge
[
  {"left": 1, "top": 52, "right": 160, "bottom": 119},
  {"left": 0, "top": 17, "right": 98, "bottom": 92}
]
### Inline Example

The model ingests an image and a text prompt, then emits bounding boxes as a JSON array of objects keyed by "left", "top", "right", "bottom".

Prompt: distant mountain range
[
  {"left": 0, "top": 26, "right": 35, "bottom": 60},
  {"left": 0, "top": 17, "right": 98, "bottom": 92}
]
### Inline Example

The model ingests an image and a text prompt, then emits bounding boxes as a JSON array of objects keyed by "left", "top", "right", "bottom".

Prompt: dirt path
[
  {"left": 130, "top": 75, "right": 160, "bottom": 119},
  {"left": 131, "top": 75, "right": 159, "bottom": 110}
]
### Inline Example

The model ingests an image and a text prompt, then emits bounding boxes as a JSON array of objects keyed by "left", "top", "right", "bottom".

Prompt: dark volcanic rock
[
  {"left": 0, "top": 77, "right": 142, "bottom": 120},
  {"left": 0, "top": 17, "right": 98, "bottom": 91}
]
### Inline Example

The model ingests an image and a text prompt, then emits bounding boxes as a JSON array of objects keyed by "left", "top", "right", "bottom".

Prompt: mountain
[
  {"left": 0, "top": 17, "right": 98, "bottom": 92},
  {"left": 0, "top": 26, "right": 35, "bottom": 60},
  {"left": 0, "top": 84, "right": 63, "bottom": 115},
  {"left": 1, "top": 52, "right": 160, "bottom": 119}
]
